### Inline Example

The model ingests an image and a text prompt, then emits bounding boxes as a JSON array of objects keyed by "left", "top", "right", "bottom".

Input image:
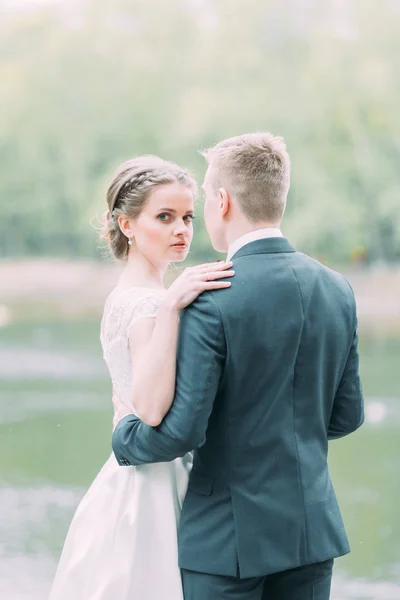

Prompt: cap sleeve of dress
[{"left": 125, "top": 290, "right": 164, "bottom": 335}]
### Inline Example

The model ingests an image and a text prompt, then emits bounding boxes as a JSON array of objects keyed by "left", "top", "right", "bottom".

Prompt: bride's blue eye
[
  {"left": 157, "top": 213, "right": 170, "bottom": 222},
  {"left": 183, "top": 215, "right": 195, "bottom": 222}
]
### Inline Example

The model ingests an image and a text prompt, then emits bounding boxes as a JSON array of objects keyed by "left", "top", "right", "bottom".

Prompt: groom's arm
[
  {"left": 328, "top": 307, "right": 364, "bottom": 440},
  {"left": 112, "top": 292, "right": 226, "bottom": 465}
]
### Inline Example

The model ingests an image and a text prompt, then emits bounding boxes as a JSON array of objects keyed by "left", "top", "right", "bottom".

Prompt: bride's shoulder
[
  {"left": 102, "top": 287, "right": 165, "bottom": 335},
  {"left": 107, "top": 286, "right": 164, "bottom": 307}
]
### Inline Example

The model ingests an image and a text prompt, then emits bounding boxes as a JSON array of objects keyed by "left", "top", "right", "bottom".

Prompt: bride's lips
[{"left": 170, "top": 242, "right": 187, "bottom": 250}]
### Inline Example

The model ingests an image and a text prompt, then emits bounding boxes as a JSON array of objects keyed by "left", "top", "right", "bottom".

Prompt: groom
[{"left": 112, "top": 132, "right": 364, "bottom": 599}]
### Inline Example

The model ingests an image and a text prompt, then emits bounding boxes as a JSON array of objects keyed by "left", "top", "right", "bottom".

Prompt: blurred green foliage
[{"left": 1, "top": 0, "right": 399, "bottom": 264}]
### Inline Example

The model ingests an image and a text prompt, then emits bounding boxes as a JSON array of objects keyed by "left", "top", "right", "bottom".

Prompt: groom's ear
[{"left": 218, "top": 188, "right": 230, "bottom": 219}]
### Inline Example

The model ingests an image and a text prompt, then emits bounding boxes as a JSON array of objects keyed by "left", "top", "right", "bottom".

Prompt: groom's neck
[{"left": 224, "top": 220, "right": 281, "bottom": 249}]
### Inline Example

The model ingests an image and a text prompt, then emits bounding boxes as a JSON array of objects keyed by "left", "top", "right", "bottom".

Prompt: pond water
[{"left": 0, "top": 318, "right": 399, "bottom": 599}]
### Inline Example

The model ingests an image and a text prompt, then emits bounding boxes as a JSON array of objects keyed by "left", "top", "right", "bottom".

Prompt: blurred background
[{"left": 0, "top": 0, "right": 399, "bottom": 598}]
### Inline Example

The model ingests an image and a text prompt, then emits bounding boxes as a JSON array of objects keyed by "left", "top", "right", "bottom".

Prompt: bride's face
[{"left": 130, "top": 182, "right": 194, "bottom": 266}]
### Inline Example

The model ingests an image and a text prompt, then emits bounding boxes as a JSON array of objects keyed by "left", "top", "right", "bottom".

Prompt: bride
[{"left": 49, "top": 155, "right": 234, "bottom": 599}]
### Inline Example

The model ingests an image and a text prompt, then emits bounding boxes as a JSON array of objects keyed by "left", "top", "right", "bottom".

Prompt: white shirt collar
[{"left": 226, "top": 228, "right": 283, "bottom": 261}]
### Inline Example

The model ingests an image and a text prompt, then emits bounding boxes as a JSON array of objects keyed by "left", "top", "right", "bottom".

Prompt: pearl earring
[{"left": 127, "top": 237, "right": 133, "bottom": 246}]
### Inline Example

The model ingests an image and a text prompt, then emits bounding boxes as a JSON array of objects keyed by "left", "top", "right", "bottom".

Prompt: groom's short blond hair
[{"left": 201, "top": 132, "right": 290, "bottom": 222}]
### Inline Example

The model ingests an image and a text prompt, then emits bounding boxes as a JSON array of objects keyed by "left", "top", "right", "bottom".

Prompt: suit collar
[
  {"left": 227, "top": 228, "right": 283, "bottom": 261},
  {"left": 231, "top": 237, "right": 296, "bottom": 259}
]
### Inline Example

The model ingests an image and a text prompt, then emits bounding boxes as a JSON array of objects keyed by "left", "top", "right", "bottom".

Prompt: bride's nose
[{"left": 173, "top": 220, "right": 187, "bottom": 235}]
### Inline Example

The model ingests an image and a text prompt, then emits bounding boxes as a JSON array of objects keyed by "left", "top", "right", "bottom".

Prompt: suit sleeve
[
  {"left": 112, "top": 292, "right": 226, "bottom": 465},
  {"left": 328, "top": 314, "right": 365, "bottom": 440}
]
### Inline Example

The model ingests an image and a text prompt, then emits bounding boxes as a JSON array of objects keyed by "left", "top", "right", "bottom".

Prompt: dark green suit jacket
[{"left": 112, "top": 237, "right": 364, "bottom": 578}]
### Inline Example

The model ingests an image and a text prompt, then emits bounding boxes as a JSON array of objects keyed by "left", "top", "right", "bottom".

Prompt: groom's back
[{"left": 178, "top": 237, "right": 364, "bottom": 579}]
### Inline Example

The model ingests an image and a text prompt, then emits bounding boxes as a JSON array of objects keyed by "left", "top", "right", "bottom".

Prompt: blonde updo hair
[{"left": 101, "top": 155, "right": 197, "bottom": 260}]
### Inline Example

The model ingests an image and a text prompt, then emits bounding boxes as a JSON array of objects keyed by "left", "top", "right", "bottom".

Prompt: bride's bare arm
[
  {"left": 128, "top": 306, "right": 179, "bottom": 426},
  {"left": 129, "top": 261, "right": 234, "bottom": 426}
]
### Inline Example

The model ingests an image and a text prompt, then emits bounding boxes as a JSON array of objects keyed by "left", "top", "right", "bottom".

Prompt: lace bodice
[{"left": 100, "top": 287, "right": 165, "bottom": 413}]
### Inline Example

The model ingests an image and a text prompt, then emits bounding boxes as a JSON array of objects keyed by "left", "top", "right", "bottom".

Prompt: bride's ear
[{"left": 118, "top": 216, "right": 134, "bottom": 240}]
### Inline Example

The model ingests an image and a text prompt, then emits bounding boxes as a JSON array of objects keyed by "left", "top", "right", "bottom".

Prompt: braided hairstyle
[{"left": 101, "top": 156, "right": 197, "bottom": 260}]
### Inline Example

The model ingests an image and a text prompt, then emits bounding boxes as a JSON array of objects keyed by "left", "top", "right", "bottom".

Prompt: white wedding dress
[{"left": 49, "top": 288, "right": 192, "bottom": 600}]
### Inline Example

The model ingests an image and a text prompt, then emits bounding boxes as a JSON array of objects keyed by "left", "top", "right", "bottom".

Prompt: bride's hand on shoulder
[{"left": 164, "top": 261, "right": 234, "bottom": 311}]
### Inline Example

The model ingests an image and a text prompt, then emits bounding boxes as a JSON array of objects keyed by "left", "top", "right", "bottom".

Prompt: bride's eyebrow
[{"left": 157, "top": 208, "right": 194, "bottom": 214}]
